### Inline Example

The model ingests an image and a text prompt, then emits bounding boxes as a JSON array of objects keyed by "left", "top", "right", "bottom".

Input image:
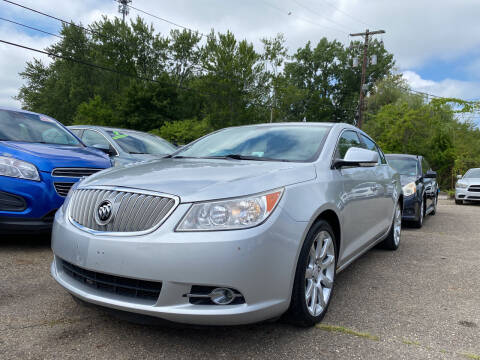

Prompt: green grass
[
  {"left": 316, "top": 324, "right": 380, "bottom": 341},
  {"left": 461, "top": 353, "right": 480, "bottom": 360},
  {"left": 402, "top": 339, "right": 421, "bottom": 346}
]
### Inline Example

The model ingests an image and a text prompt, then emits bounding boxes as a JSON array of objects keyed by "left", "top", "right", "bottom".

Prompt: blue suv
[{"left": 0, "top": 107, "right": 111, "bottom": 233}]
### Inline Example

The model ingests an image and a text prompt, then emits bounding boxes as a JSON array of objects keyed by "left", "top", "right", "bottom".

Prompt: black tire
[
  {"left": 381, "top": 201, "right": 402, "bottom": 250},
  {"left": 455, "top": 199, "right": 463, "bottom": 205},
  {"left": 412, "top": 198, "right": 425, "bottom": 228},
  {"left": 287, "top": 220, "right": 337, "bottom": 327},
  {"left": 430, "top": 195, "right": 438, "bottom": 215}
]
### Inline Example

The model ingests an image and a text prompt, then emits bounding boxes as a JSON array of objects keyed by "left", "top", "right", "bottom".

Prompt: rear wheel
[
  {"left": 287, "top": 220, "right": 337, "bottom": 327},
  {"left": 381, "top": 202, "right": 402, "bottom": 250}
]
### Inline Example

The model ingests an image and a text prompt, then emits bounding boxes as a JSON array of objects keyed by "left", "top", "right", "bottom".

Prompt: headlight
[
  {"left": 176, "top": 188, "right": 284, "bottom": 231},
  {"left": 402, "top": 182, "right": 416, "bottom": 197},
  {"left": 0, "top": 156, "right": 40, "bottom": 181},
  {"left": 456, "top": 182, "right": 468, "bottom": 189}
]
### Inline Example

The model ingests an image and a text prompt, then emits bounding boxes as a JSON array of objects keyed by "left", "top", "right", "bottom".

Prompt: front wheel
[
  {"left": 455, "top": 199, "right": 463, "bottom": 205},
  {"left": 287, "top": 220, "right": 337, "bottom": 327},
  {"left": 381, "top": 202, "right": 402, "bottom": 250},
  {"left": 430, "top": 195, "right": 438, "bottom": 215},
  {"left": 412, "top": 198, "right": 424, "bottom": 228}
]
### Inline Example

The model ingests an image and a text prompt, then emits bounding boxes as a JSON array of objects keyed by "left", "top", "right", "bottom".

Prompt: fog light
[{"left": 209, "top": 288, "right": 235, "bottom": 305}]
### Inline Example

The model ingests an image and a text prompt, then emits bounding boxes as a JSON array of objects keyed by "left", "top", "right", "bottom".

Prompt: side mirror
[
  {"left": 333, "top": 147, "right": 379, "bottom": 169},
  {"left": 456, "top": 174, "right": 463, "bottom": 180},
  {"left": 92, "top": 144, "right": 116, "bottom": 156},
  {"left": 424, "top": 170, "right": 437, "bottom": 179}
]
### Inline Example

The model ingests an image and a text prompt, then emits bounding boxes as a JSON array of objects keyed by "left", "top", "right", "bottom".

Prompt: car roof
[
  {"left": 68, "top": 125, "right": 151, "bottom": 135},
  {"left": 71, "top": 122, "right": 358, "bottom": 134},
  {"left": 0, "top": 106, "right": 48, "bottom": 117}
]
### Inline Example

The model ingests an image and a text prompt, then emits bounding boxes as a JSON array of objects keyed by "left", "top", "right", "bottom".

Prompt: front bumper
[
  {"left": 51, "top": 202, "right": 307, "bottom": 326},
  {"left": 0, "top": 171, "right": 85, "bottom": 233},
  {"left": 455, "top": 188, "right": 480, "bottom": 202},
  {"left": 401, "top": 195, "right": 421, "bottom": 221}
]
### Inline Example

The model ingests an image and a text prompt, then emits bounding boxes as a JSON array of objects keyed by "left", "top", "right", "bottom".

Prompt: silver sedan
[
  {"left": 51, "top": 123, "right": 403, "bottom": 327},
  {"left": 455, "top": 168, "right": 480, "bottom": 204}
]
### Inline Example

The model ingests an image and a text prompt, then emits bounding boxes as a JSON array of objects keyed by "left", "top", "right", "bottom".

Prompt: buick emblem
[{"left": 95, "top": 200, "right": 113, "bottom": 225}]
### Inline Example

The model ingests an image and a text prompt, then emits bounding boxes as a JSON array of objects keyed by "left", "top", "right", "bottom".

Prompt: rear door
[
  {"left": 333, "top": 130, "right": 383, "bottom": 263},
  {"left": 359, "top": 134, "right": 393, "bottom": 232}
]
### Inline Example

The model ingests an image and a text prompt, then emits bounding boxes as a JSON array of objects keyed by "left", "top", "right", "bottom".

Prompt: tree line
[{"left": 15, "top": 16, "right": 480, "bottom": 189}]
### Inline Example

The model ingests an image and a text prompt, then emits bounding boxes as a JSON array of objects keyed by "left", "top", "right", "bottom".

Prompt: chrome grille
[
  {"left": 54, "top": 182, "right": 74, "bottom": 197},
  {"left": 68, "top": 187, "right": 178, "bottom": 234},
  {"left": 52, "top": 168, "right": 102, "bottom": 178}
]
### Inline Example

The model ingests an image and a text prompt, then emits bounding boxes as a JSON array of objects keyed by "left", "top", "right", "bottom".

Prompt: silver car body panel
[
  {"left": 51, "top": 123, "right": 402, "bottom": 325},
  {"left": 455, "top": 175, "right": 480, "bottom": 201}
]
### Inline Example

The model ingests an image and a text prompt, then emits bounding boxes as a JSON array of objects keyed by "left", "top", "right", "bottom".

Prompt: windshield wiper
[{"left": 207, "top": 154, "right": 289, "bottom": 162}]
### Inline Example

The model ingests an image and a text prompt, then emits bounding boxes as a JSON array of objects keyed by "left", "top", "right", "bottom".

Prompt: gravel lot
[{"left": 1, "top": 199, "right": 479, "bottom": 359}]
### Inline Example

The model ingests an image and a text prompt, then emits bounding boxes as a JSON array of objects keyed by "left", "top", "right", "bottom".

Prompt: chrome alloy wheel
[
  {"left": 393, "top": 203, "right": 402, "bottom": 246},
  {"left": 305, "top": 230, "right": 335, "bottom": 316}
]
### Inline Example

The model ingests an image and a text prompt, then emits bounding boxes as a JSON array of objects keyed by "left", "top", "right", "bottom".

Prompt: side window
[
  {"left": 82, "top": 130, "right": 110, "bottom": 148},
  {"left": 335, "top": 130, "right": 362, "bottom": 159},
  {"left": 360, "top": 134, "right": 386, "bottom": 164}
]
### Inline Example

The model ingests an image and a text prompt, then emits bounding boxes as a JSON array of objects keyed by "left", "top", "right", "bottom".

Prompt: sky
[{"left": 1, "top": 0, "right": 480, "bottom": 109}]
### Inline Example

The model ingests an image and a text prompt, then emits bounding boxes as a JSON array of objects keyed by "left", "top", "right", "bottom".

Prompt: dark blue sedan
[
  {"left": 0, "top": 107, "right": 111, "bottom": 233},
  {"left": 385, "top": 154, "right": 438, "bottom": 228}
]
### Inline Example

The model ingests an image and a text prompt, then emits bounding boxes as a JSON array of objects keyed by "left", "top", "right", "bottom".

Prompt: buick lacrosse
[{"left": 51, "top": 123, "right": 403, "bottom": 327}]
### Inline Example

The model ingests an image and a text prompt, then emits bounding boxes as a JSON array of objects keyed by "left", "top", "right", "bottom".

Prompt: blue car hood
[
  {"left": 82, "top": 158, "right": 317, "bottom": 202},
  {"left": 0, "top": 141, "right": 111, "bottom": 172}
]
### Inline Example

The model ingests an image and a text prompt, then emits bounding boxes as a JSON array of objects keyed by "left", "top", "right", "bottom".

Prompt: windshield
[
  {"left": 387, "top": 157, "right": 418, "bottom": 176},
  {"left": 464, "top": 169, "right": 480, "bottom": 178},
  {"left": 106, "top": 130, "right": 176, "bottom": 155},
  {"left": 174, "top": 125, "right": 331, "bottom": 162},
  {"left": 0, "top": 109, "right": 81, "bottom": 146}
]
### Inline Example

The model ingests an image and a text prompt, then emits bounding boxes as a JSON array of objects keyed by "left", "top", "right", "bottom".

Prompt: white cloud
[{"left": 403, "top": 70, "right": 480, "bottom": 100}]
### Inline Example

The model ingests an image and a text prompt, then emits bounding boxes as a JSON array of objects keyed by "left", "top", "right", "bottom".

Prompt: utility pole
[
  {"left": 350, "top": 29, "right": 385, "bottom": 129},
  {"left": 118, "top": 0, "right": 132, "bottom": 23}
]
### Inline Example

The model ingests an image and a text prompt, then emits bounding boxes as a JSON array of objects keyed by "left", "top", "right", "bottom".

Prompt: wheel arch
[{"left": 302, "top": 208, "right": 341, "bottom": 260}]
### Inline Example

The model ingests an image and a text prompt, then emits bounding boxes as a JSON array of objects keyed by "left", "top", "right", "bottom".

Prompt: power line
[
  {"left": 0, "top": 16, "right": 62, "bottom": 38},
  {"left": 2, "top": 0, "right": 104, "bottom": 39},
  {"left": 318, "top": 0, "right": 372, "bottom": 28},
  {"left": 256, "top": 0, "right": 349, "bottom": 35},
  {"left": 291, "top": 0, "right": 352, "bottom": 33},
  {"left": 113, "top": 0, "right": 209, "bottom": 38},
  {"left": 0, "top": 38, "right": 194, "bottom": 91}
]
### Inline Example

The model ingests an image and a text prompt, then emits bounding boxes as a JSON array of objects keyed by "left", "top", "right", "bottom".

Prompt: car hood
[
  {"left": 0, "top": 141, "right": 111, "bottom": 172},
  {"left": 81, "top": 158, "right": 317, "bottom": 202},
  {"left": 458, "top": 178, "right": 480, "bottom": 185},
  {"left": 399, "top": 175, "right": 417, "bottom": 186}
]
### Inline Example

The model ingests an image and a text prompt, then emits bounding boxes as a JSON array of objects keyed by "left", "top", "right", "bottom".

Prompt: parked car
[
  {"left": 0, "top": 107, "right": 111, "bottom": 233},
  {"left": 51, "top": 123, "right": 402, "bottom": 327},
  {"left": 68, "top": 126, "right": 177, "bottom": 166},
  {"left": 385, "top": 154, "right": 438, "bottom": 228},
  {"left": 455, "top": 168, "right": 480, "bottom": 204}
]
